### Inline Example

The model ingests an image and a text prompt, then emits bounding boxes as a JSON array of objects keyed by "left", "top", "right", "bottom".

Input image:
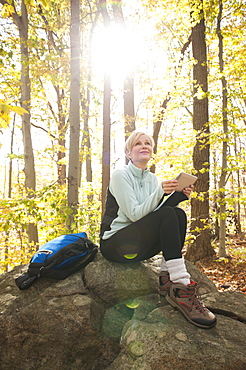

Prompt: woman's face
[{"left": 128, "top": 134, "right": 153, "bottom": 168}]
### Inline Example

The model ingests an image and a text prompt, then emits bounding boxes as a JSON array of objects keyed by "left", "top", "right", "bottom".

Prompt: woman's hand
[
  {"left": 182, "top": 185, "right": 194, "bottom": 199},
  {"left": 162, "top": 180, "right": 194, "bottom": 197},
  {"left": 162, "top": 180, "right": 178, "bottom": 194}
]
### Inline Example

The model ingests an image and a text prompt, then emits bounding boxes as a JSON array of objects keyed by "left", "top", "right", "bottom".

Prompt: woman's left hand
[{"left": 182, "top": 185, "right": 194, "bottom": 199}]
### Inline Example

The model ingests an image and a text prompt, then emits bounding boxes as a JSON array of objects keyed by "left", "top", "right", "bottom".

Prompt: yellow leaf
[
  {"left": 1, "top": 4, "right": 15, "bottom": 18},
  {"left": 57, "top": 157, "right": 68, "bottom": 165},
  {"left": 0, "top": 102, "right": 10, "bottom": 128},
  {"left": 0, "top": 114, "right": 10, "bottom": 128},
  {"left": 0, "top": 100, "right": 28, "bottom": 129},
  {"left": 9, "top": 106, "right": 28, "bottom": 115}
]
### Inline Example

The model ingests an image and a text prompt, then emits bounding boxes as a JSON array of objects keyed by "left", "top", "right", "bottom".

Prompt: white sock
[
  {"left": 160, "top": 255, "right": 168, "bottom": 272},
  {"left": 166, "top": 258, "right": 191, "bottom": 286}
]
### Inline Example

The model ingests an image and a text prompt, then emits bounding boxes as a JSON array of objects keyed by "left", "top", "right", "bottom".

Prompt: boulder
[{"left": 0, "top": 253, "right": 245, "bottom": 370}]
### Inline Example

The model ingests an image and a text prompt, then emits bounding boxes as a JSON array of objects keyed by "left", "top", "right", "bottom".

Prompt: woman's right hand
[{"left": 162, "top": 180, "right": 178, "bottom": 194}]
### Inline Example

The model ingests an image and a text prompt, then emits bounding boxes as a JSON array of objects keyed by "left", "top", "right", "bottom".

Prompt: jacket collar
[{"left": 127, "top": 161, "right": 150, "bottom": 179}]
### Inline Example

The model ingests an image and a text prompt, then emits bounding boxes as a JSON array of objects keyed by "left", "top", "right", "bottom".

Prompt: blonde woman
[{"left": 100, "top": 131, "right": 216, "bottom": 329}]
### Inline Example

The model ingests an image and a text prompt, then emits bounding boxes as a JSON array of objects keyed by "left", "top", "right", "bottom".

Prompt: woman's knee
[
  {"left": 159, "top": 205, "right": 185, "bottom": 218},
  {"left": 173, "top": 207, "right": 187, "bottom": 221},
  {"left": 158, "top": 206, "right": 187, "bottom": 227},
  {"left": 156, "top": 206, "right": 179, "bottom": 225},
  {"left": 158, "top": 205, "right": 175, "bottom": 216}
]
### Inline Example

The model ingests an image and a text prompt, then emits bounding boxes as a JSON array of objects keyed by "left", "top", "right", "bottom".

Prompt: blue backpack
[{"left": 15, "top": 232, "right": 98, "bottom": 290}]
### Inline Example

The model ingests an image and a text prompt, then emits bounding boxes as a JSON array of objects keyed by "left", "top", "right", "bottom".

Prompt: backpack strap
[{"left": 15, "top": 273, "right": 38, "bottom": 290}]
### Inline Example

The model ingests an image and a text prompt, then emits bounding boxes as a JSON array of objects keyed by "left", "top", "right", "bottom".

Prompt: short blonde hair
[{"left": 124, "top": 131, "right": 155, "bottom": 158}]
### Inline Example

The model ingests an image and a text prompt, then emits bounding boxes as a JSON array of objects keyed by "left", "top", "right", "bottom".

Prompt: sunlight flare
[{"left": 91, "top": 23, "right": 145, "bottom": 82}]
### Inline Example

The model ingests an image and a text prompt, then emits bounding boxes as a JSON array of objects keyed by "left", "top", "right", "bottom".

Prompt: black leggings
[{"left": 100, "top": 206, "right": 187, "bottom": 263}]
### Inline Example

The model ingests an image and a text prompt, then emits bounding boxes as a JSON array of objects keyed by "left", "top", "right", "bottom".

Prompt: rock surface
[{"left": 0, "top": 253, "right": 245, "bottom": 370}]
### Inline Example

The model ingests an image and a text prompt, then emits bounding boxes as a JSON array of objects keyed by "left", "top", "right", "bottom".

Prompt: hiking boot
[
  {"left": 166, "top": 281, "right": 217, "bottom": 329},
  {"left": 158, "top": 272, "right": 171, "bottom": 296}
]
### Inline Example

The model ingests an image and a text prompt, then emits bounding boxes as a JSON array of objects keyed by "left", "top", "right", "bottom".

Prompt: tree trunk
[
  {"left": 217, "top": 0, "right": 228, "bottom": 258},
  {"left": 124, "top": 74, "right": 135, "bottom": 139},
  {"left": 10, "top": 0, "right": 38, "bottom": 245},
  {"left": 101, "top": 71, "right": 111, "bottom": 216},
  {"left": 185, "top": 3, "right": 214, "bottom": 262},
  {"left": 81, "top": 104, "right": 93, "bottom": 183},
  {"left": 67, "top": 0, "right": 80, "bottom": 228},
  {"left": 123, "top": 74, "right": 135, "bottom": 166},
  {"left": 212, "top": 150, "right": 220, "bottom": 240},
  {"left": 56, "top": 87, "right": 67, "bottom": 185},
  {"left": 8, "top": 115, "right": 15, "bottom": 198},
  {"left": 99, "top": 0, "right": 111, "bottom": 216},
  {"left": 150, "top": 95, "right": 170, "bottom": 173},
  {"left": 233, "top": 131, "right": 242, "bottom": 235},
  {"left": 80, "top": 12, "right": 99, "bottom": 184},
  {"left": 111, "top": 0, "right": 135, "bottom": 158}
]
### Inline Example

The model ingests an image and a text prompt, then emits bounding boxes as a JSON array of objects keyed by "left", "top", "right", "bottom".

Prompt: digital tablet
[{"left": 175, "top": 172, "right": 197, "bottom": 192}]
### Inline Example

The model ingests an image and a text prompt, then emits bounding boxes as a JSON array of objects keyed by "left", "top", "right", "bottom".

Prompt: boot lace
[{"left": 187, "top": 282, "right": 207, "bottom": 313}]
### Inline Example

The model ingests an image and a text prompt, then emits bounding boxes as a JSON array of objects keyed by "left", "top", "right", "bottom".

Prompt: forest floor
[{"left": 194, "top": 236, "right": 246, "bottom": 294}]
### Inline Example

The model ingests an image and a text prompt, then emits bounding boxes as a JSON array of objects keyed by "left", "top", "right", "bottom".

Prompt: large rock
[{"left": 0, "top": 253, "right": 245, "bottom": 370}]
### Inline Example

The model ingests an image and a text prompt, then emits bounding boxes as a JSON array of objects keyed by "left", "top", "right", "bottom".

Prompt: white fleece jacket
[{"left": 102, "top": 161, "right": 164, "bottom": 239}]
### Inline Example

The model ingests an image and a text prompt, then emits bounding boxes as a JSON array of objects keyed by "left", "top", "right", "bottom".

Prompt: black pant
[{"left": 100, "top": 206, "right": 187, "bottom": 263}]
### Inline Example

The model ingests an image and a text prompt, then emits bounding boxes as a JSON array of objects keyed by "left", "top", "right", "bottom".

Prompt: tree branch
[{"left": 30, "top": 122, "right": 56, "bottom": 139}]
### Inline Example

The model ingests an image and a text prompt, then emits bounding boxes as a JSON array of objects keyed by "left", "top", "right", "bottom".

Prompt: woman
[{"left": 100, "top": 131, "right": 216, "bottom": 329}]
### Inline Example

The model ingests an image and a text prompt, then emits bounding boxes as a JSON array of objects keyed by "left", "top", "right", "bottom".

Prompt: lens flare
[
  {"left": 125, "top": 301, "right": 140, "bottom": 309},
  {"left": 124, "top": 253, "right": 138, "bottom": 259}
]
